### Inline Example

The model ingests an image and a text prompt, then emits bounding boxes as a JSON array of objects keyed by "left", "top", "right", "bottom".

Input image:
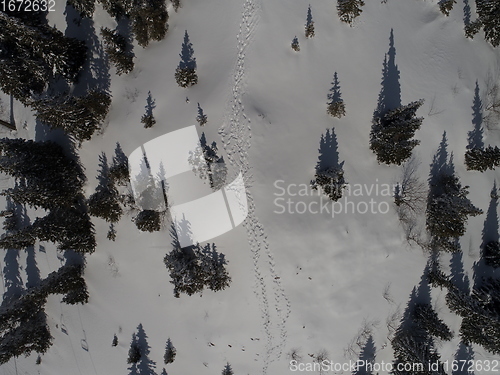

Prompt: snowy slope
[{"left": 1, "top": 0, "right": 500, "bottom": 374}]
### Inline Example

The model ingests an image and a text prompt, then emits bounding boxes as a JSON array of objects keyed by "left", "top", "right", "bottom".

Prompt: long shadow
[
  {"left": 428, "top": 132, "right": 454, "bottom": 196},
  {"left": 375, "top": 29, "right": 401, "bottom": 118},
  {"left": 463, "top": 0, "right": 471, "bottom": 27},
  {"left": 473, "top": 183, "right": 499, "bottom": 284},
  {"left": 65, "top": 4, "right": 111, "bottom": 95},
  {"left": 316, "top": 128, "right": 343, "bottom": 172},
  {"left": 145, "top": 92, "right": 156, "bottom": 118},
  {"left": 178, "top": 30, "right": 196, "bottom": 70},
  {"left": 95, "top": 152, "right": 111, "bottom": 189},
  {"left": 355, "top": 335, "right": 376, "bottom": 375},
  {"left": 116, "top": 16, "right": 135, "bottom": 61},
  {"left": 327, "top": 72, "right": 343, "bottom": 105},
  {"left": 467, "top": 82, "right": 484, "bottom": 150},
  {"left": 450, "top": 251, "right": 470, "bottom": 293},
  {"left": 453, "top": 342, "right": 475, "bottom": 375},
  {"left": 134, "top": 323, "right": 157, "bottom": 375}
]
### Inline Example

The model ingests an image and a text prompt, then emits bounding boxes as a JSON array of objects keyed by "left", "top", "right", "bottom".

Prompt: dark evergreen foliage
[
  {"left": 109, "top": 143, "right": 130, "bottom": 185},
  {"left": 101, "top": 27, "right": 134, "bottom": 75},
  {"left": 370, "top": 100, "right": 424, "bottom": 165},
  {"left": 337, "top": 0, "right": 365, "bottom": 25},
  {"left": 0, "top": 13, "right": 86, "bottom": 103},
  {"left": 163, "top": 338, "right": 176, "bottom": 364},
  {"left": 127, "top": 334, "right": 141, "bottom": 363},
  {"left": 311, "top": 167, "right": 346, "bottom": 201},
  {"left": 465, "top": 0, "right": 500, "bottom": 47},
  {"left": 413, "top": 303, "right": 453, "bottom": 341},
  {"left": 484, "top": 241, "right": 500, "bottom": 268},
  {"left": 112, "top": 334, "right": 118, "bottom": 346},
  {"left": 171, "top": 0, "right": 180, "bottom": 11},
  {"left": 438, "top": 0, "right": 456, "bottom": 16},
  {"left": 130, "top": 0, "right": 169, "bottom": 47},
  {"left": 164, "top": 243, "right": 231, "bottom": 298},
  {"left": 291, "top": 36, "right": 300, "bottom": 51},
  {"left": 32, "top": 90, "right": 112, "bottom": 143},
  {"left": 134, "top": 210, "right": 161, "bottom": 232},
  {"left": 327, "top": 72, "right": 345, "bottom": 118},
  {"left": 222, "top": 362, "right": 234, "bottom": 375},
  {"left": 68, "top": 0, "right": 96, "bottom": 17},
  {"left": 305, "top": 5, "right": 315, "bottom": 38},
  {"left": 464, "top": 146, "right": 500, "bottom": 171},
  {"left": 175, "top": 31, "right": 198, "bottom": 87}
]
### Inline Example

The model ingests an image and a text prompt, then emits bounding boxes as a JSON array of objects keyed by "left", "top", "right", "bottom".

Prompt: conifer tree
[
  {"left": 101, "top": 27, "right": 134, "bottom": 75},
  {"left": 464, "top": 145, "right": 500, "bottom": 171},
  {"left": 164, "top": 338, "right": 176, "bottom": 364},
  {"left": 370, "top": 100, "right": 424, "bottom": 165},
  {"left": 337, "top": 0, "right": 365, "bottom": 25},
  {"left": 305, "top": 5, "right": 315, "bottom": 38},
  {"left": 291, "top": 36, "right": 300, "bottom": 51},
  {"left": 327, "top": 72, "right": 346, "bottom": 118},
  {"left": 68, "top": 0, "right": 96, "bottom": 17},
  {"left": 438, "top": 0, "right": 456, "bottom": 16},
  {"left": 175, "top": 31, "right": 198, "bottom": 87},
  {"left": 465, "top": 0, "right": 500, "bottom": 47}
]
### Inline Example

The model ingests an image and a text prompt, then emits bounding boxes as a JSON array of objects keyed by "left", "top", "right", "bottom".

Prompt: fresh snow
[{"left": 1, "top": 0, "right": 500, "bottom": 374}]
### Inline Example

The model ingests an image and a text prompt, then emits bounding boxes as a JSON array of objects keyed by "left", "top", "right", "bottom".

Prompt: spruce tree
[
  {"left": 222, "top": 363, "right": 234, "bottom": 375},
  {"left": 305, "top": 5, "right": 315, "bottom": 38},
  {"left": 164, "top": 338, "right": 176, "bottom": 364},
  {"left": 327, "top": 72, "right": 346, "bottom": 118},
  {"left": 130, "top": 0, "right": 169, "bottom": 47},
  {"left": 337, "top": 0, "right": 365, "bottom": 25},
  {"left": 370, "top": 100, "right": 424, "bottom": 165},
  {"left": 175, "top": 31, "right": 198, "bottom": 87},
  {"left": 134, "top": 210, "right": 161, "bottom": 232},
  {"left": 438, "top": 0, "right": 456, "bottom": 16},
  {"left": 291, "top": 36, "right": 300, "bottom": 51},
  {"left": 68, "top": 0, "right": 96, "bottom": 17},
  {"left": 464, "top": 145, "right": 500, "bottom": 171}
]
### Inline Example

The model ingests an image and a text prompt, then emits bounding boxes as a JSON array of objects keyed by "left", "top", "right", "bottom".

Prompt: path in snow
[{"left": 219, "top": 1, "right": 291, "bottom": 373}]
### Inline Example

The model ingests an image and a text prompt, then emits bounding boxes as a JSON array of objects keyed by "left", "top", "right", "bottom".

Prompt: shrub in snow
[
  {"left": 291, "top": 36, "right": 300, "bottom": 51},
  {"left": 134, "top": 210, "right": 162, "bottom": 232},
  {"left": 337, "top": 0, "right": 365, "bottom": 25},
  {"left": 464, "top": 146, "right": 500, "bottom": 171},
  {"left": 311, "top": 166, "right": 346, "bottom": 201},
  {"left": 112, "top": 334, "right": 118, "bottom": 347},
  {"left": 370, "top": 100, "right": 424, "bottom": 165}
]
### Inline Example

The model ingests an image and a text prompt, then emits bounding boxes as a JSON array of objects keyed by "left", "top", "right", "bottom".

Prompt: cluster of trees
[
  {"left": 337, "top": 0, "right": 365, "bottom": 25},
  {"left": 0, "top": 264, "right": 88, "bottom": 364},
  {"left": 101, "top": 27, "right": 135, "bottom": 75},
  {"left": 465, "top": 145, "right": 500, "bottom": 171},
  {"left": 0, "top": 138, "right": 96, "bottom": 253},
  {"left": 164, "top": 243, "right": 231, "bottom": 298}
]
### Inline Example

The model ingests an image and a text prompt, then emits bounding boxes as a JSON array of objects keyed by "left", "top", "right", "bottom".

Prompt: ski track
[{"left": 219, "top": 0, "right": 291, "bottom": 373}]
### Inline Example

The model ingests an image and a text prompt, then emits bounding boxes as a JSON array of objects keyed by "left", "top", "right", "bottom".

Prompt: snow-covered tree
[
  {"left": 337, "top": 0, "right": 365, "bottom": 25},
  {"left": 370, "top": 100, "right": 424, "bottom": 165},
  {"left": 134, "top": 210, "right": 162, "bottom": 232},
  {"left": 101, "top": 27, "right": 134, "bottom": 75},
  {"left": 311, "top": 167, "right": 346, "bottom": 201},
  {"left": 68, "top": 0, "right": 96, "bottom": 17},
  {"left": 426, "top": 172, "right": 482, "bottom": 252},
  {"left": 464, "top": 145, "right": 500, "bottom": 171},
  {"left": 175, "top": 31, "right": 198, "bottom": 87},
  {"left": 222, "top": 362, "right": 234, "bottom": 375},
  {"left": 164, "top": 338, "right": 176, "bottom": 364},
  {"left": 465, "top": 0, "right": 500, "bottom": 47},
  {"left": 131, "top": 0, "right": 169, "bottom": 47},
  {"left": 305, "top": 5, "right": 315, "bottom": 38},
  {"left": 141, "top": 91, "right": 156, "bottom": 128},
  {"left": 32, "top": 90, "right": 111, "bottom": 143},
  {"left": 109, "top": 142, "right": 130, "bottom": 185},
  {"left": 291, "top": 36, "right": 300, "bottom": 51},
  {"left": 196, "top": 103, "right": 208, "bottom": 126}
]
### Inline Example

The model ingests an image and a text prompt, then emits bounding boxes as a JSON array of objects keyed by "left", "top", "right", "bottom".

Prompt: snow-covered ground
[{"left": 1, "top": 0, "right": 500, "bottom": 374}]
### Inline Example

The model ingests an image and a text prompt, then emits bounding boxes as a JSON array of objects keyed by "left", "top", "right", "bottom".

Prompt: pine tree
[
  {"left": 175, "top": 31, "right": 198, "bottom": 87},
  {"left": 370, "top": 100, "right": 424, "bottom": 165},
  {"left": 464, "top": 146, "right": 500, "bottom": 171},
  {"left": 305, "top": 5, "right": 315, "bottom": 38},
  {"left": 327, "top": 72, "right": 346, "bottom": 118},
  {"left": 101, "top": 27, "right": 134, "bottom": 75},
  {"left": 130, "top": 0, "right": 169, "bottom": 47},
  {"left": 107, "top": 223, "right": 117, "bottom": 241},
  {"left": 196, "top": 103, "right": 208, "bottom": 126},
  {"left": 164, "top": 338, "right": 176, "bottom": 364},
  {"left": 291, "top": 36, "right": 300, "bottom": 51},
  {"left": 484, "top": 241, "right": 500, "bottom": 268},
  {"left": 112, "top": 334, "right": 118, "bottom": 346},
  {"left": 32, "top": 90, "right": 111, "bottom": 143},
  {"left": 127, "top": 334, "right": 141, "bottom": 363},
  {"left": 222, "top": 362, "right": 234, "bottom": 375},
  {"left": 465, "top": 0, "right": 500, "bottom": 47},
  {"left": 413, "top": 304, "right": 453, "bottom": 341},
  {"left": 337, "top": 0, "right": 365, "bottom": 25},
  {"left": 141, "top": 91, "right": 156, "bottom": 128},
  {"left": 311, "top": 167, "right": 346, "bottom": 201},
  {"left": 438, "top": 0, "right": 456, "bottom": 16},
  {"left": 109, "top": 142, "right": 130, "bottom": 185}
]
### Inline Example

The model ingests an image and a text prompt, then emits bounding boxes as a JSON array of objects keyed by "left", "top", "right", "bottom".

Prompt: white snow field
[{"left": 1, "top": 0, "right": 500, "bottom": 373}]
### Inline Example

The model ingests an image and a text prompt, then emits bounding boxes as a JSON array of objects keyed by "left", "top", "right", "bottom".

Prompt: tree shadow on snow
[
  {"left": 128, "top": 324, "right": 157, "bottom": 375},
  {"left": 315, "top": 128, "right": 343, "bottom": 173},
  {"left": 374, "top": 29, "right": 401, "bottom": 118},
  {"left": 428, "top": 132, "right": 454, "bottom": 198},
  {"left": 178, "top": 31, "right": 197, "bottom": 71},
  {"left": 466, "top": 82, "right": 484, "bottom": 150},
  {"left": 453, "top": 342, "right": 475, "bottom": 375},
  {"left": 354, "top": 335, "right": 377, "bottom": 375}
]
